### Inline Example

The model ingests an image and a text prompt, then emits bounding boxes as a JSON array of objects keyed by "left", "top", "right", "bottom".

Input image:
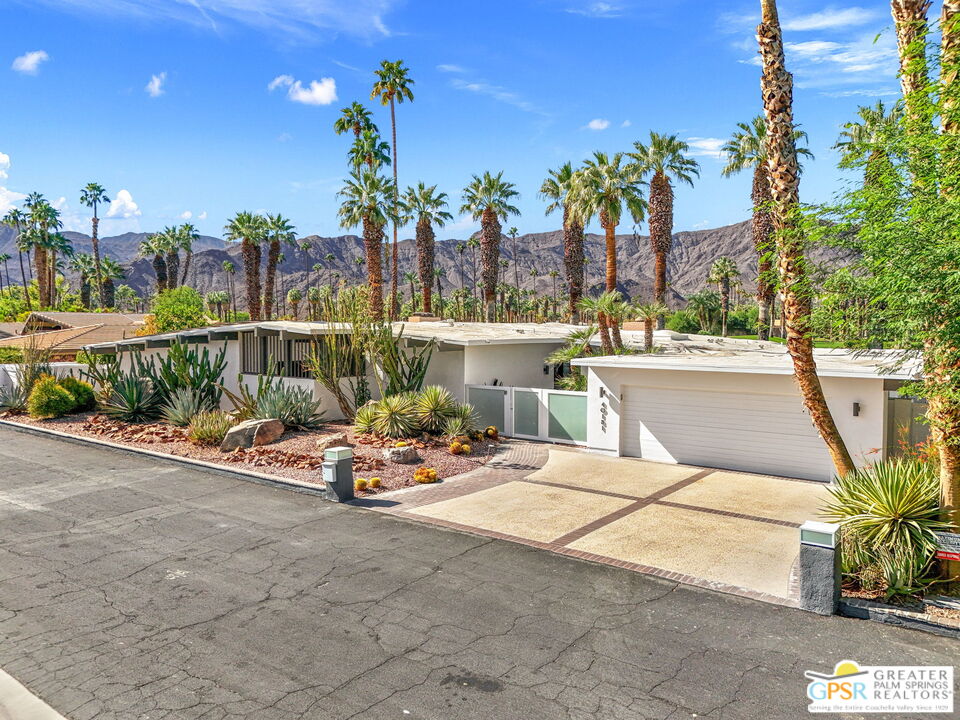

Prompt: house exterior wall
[
  {"left": 422, "top": 348, "right": 467, "bottom": 400},
  {"left": 463, "top": 343, "right": 561, "bottom": 390},
  {"left": 584, "top": 366, "right": 887, "bottom": 478}
]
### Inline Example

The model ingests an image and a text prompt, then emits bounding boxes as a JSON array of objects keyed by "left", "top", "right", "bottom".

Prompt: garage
[{"left": 620, "top": 385, "right": 836, "bottom": 481}]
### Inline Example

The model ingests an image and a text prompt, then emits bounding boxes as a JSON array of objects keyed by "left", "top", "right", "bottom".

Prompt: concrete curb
[
  {"left": 0, "top": 668, "right": 68, "bottom": 720},
  {"left": 0, "top": 419, "right": 329, "bottom": 499},
  {"left": 840, "top": 598, "right": 960, "bottom": 639}
]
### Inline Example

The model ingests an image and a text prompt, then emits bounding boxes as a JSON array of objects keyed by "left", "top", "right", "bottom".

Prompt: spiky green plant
[
  {"left": 0, "top": 343, "right": 53, "bottom": 412},
  {"left": 443, "top": 403, "right": 480, "bottom": 438},
  {"left": 132, "top": 341, "right": 227, "bottom": 408},
  {"left": 253, "top": 384, "right": 325, "bottom": 430},
  {"left": 160, "top": 386, "right": 212, "bottom": 426},
  {"left": 371, "top": 394, "right": 419, "bottom": 438},
  {"left": 188, "top": 410, "right": 236, "bottom": 446},
  {"left": 415, "top": 385, "right": 457, "bottom": 434},
  {"left": 101, "top": 377, "right": 163, "bottom": 423},
  {"left": 354, "top": 403, "right": 377, "bottom": 434}
]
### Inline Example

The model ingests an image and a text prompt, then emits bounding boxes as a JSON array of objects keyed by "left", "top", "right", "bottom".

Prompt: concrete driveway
[
  {"left": 381, "top": 446, "right": 829, "bottom": 602},
  {"left": 1, "top": 427, "right": 955, "bottom": 720}
]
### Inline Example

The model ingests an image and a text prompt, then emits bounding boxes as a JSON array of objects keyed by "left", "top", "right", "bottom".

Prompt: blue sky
[{"left": 1, "top": 0, "right": 899, "bottom": 240}]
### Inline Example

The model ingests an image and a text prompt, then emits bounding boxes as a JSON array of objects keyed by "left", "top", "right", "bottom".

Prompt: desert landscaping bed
[{"left": 2, "top": 411, "right": 498, "bottom": 493}]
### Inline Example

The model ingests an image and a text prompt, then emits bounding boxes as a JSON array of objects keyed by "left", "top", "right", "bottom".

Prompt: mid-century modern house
[
  {"left": 0, "top": 311, "right": 146, "bottom": 361},
  {"left": 82, "top": 319, "right": 923, "bottom": 482}
]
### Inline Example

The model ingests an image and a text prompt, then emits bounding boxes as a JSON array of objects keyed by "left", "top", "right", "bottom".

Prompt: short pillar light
[
  {"left": 322, "top": 446, "right": 355, "bottom": 503},
  {"left": 798, "top": 520, "right": 841, "bottom": 616}
]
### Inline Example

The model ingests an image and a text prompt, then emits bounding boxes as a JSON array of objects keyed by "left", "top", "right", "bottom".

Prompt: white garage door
[{"left": 621, "top": 385, "right": 836, "bottom": 481}]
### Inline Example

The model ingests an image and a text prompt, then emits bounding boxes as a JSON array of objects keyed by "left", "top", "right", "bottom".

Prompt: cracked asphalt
[{"left": 0, "top": 427, "right": 957, "bottom": 720}]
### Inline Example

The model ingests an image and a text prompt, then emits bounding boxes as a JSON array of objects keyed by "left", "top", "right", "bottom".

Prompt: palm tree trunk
[
  {"left": 644, "top": 317, "right": 653, "bottom": 352},
  {"left": 721, "top": 278, "right": 730, "bottom": 336},
  {"left": 363, "top": 216, "right": 385, "bottom": 320},
  {"left": 602, "top": 215, "right": 617, "bottom": 292},
  {"left": 389, "top": 96, "right": 399, "bottom": 320},
  {"left": 759, "top": 0, "right": 854, "bottom": 478},
  {"left": 17, "top": 248, "right": 30, "bottom": 310},
  {"left": 91, "top": 213, "right": 105, "bottom": 308},
  {"left": 649, "top": 171, "right": 673, "bottom": 330},
  {"left": 241, "top": 240, "right": 261, "bottom": 320},
  {"left": 165, "top": 251, "right": 179, "bottom": 290},
  {"left": 480, "top": 209, "right": 501, "bottom": 322},
  {"left": 752, "top": 166, "right": 775, "bottom": 340},
  {"left": 597, "top": 312, "right": 613, "bottom": 354},
  {"left": 263, "top": 240, "right": 280, "bottom": 320},
  {"left": 153, "top": 254, "right": 168, "bottom": 293},
  {"left": 416, "top": 219, "right": 434, "bottom": 314},
  {"left": 33, "top": 245, "right": 47, "bottom": 306},
  {"left": 563, "top": 208, "right": 585, "bottom": 322},
  {"left": 180, "top": 251, "right": 192, "bottom": 287}
]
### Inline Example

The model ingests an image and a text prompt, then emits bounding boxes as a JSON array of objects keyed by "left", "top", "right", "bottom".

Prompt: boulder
[
  {"left": 382, "top": 445, "right": 420, "bottom": 464},
  {"left": 220, "top": 418, "right": 285, "bottom": 452},
  {"left": 316, "top": 432, "right": 350, "bottom": 454}
]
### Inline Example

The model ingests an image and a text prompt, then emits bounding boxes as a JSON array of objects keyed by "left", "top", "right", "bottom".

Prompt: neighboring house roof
[
  {"left": 0, "top": 322, "right": 24, "bottom": 339},
  {"left": 23, "top": 311, "right": 147, "bottom": 330},
  {"left": 0, "top": 324, "right": 140, "bottom": 354}
]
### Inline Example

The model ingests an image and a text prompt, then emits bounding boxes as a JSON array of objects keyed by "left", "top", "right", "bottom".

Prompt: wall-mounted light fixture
[
  {"left": 543, "top": 364, "right": 550, "bottom": 376},
  {"left": 599, "top": 386, "right": 606, "bottom": 398},
  {"left": 853, "top": 402, "right": 861, "bottom": 417}
]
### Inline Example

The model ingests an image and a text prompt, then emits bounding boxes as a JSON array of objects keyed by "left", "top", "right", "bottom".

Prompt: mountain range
[{"left": 0, "top": 220, "right": 852, "bottom": 306}]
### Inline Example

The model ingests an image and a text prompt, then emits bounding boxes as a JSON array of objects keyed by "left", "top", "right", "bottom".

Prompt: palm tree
[
  {"left": 333, "top": 101, "right": 377, "bottom": 138},
  {"left": 467, "top": 235, "right": 480, "bottom": 308},
  {"left": 455, "top": 242, "right": 466, "bottom": 290},
  {"left": 540, "top": 162, "right": 585, "bottom": 320},
  {"left": 460, "top": 171, "right": 520, "bottom": 322},
  {"left": 433, "top": 266, "right": 446, "bottom": 309},
  {"left": 139, "top": 234, "right": 168, "bottom": 294},
  {"left": 348, "top": 129, "right": 391, "bottom": 172},
  {"left": 45, "top": 231, "right": 73, "bottom": 308},
  {"left": 708, "top": 257, "right": 741, "bottom": 336},
  {"left": 286, "top": 287, "right": 302, "bottom": 320},
  {"left": 577, "top": 296, "right": 613, "bottom": 354},
  {"left": 114, "top": 284, "right": 138, "bottom": 313},
  {"left": 222, "top": 260, "right": 236, "bottom": 319},
  {"left": 337, "top": 171, "right": 397, "bottom": 319},
  {"left": 371, "top": 59, "right": 415, "bottom": 318},
  {"left": 403, "top": 270, "right": 418, "bottom": 307},
  {"left": 223, "top": 211, "right": 267, "bottom": 321},
  {"left": 99, "top": 256, "right": 124, "bottom": 308},
  {"left": 2, "top": 208, "right": 31, "bottom": 310},
  {"left": 402, "top": 182, "right": 452, "bottom": 315},
  {"left": 263, "top": 214, "right": 295, "bottom": 320},
  {"left": 0, "top": 253, "right": 9, "bottom": 293},
  {"left": 834, "top": 101, "right": 902, "bottom": 183},
  {"left": 633, "top": 301, "right": 669, "bottom": 352},
  {"left": 312, "top": 263, "right": 323, "bottom": 289},
  {"left": 70, "top": 253, "right": 96, "bottom": 308},
  {"left": 26, "top": 195, "right": 62, "bottom": 307},
  {"left": 157, "top": 226, "right": 180, "bottom": 289},
  {"left": 506, "top": 226, "right": 521, "bottom": 294},
  {"left": 307, "top": 286, "right": 322, "bottom": 320},
  {"left": 721, "top": 116, "right": 812, "bottom": 340},
  {"left": 548, "top": 269, "right": 559, "bottom": 305},
  {"left": 178, "top": 223, "right": 199, "bottom": 286},
  {"left": 629, "top": 133, "right": 700, "bottom": 328},
  {"left": 758, "top": 0, "right": 853, "bottom": 476},
  {"left": 687, "top": 289, "right": 721, "bottom": 333},
  {"left": 80, "top": 182, "right": 110, "bottom": 307}
]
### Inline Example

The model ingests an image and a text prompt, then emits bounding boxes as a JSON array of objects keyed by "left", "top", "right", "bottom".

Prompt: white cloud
[
  {"left": 106, "top": 189, "right": 141, "bottom": 219},
  {"left": 449, "top": 77, "right": 547, "bottom": 116},
  {"left": 585, "top": 118, "right": 610, "bottom": 131},
  {"left": 12, "top": 50, "right": 49, "bottom": 75},
  {"left": 0, "top": 187, "right": 26, "bottom": 215},
  {"left": 693, "top": 219, "right": 710, "bottom": 229},
  {"left": 437, "top": 64, "right": 466, "bottom": 73},
  {"left": 145, "top": 72, "right": 166, "bottom": 97},
  {"left": 198, "top": 211, "right": 208, "bottom": 220},
  {"left": 268, "top": 74, "right": 337, "bottom": 105},
  {"left": 686, "top": 137, "right": 726, "bottom": 159},
  {"left": 566, "top": 2, "right": 621, "bottom": 18},
  {"left": 621, "top": 120, "right": 631, "bottom": 128},
  {"left": 179, "top": 210, "right": 193, "bottom": 220},
  {"left": 0, "top": 152, "right": 9, "bottom": 181},
  {"left": 783, "top": 7, "right": 879, "bottom": 31},
  {"left": 277, "top": 132, "right": 293, "bottom": 142}
]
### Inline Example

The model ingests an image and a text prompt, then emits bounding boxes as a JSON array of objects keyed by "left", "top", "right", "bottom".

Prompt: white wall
[
  {"left": 422, "top": 348, "right": 466, "bottom": 400},
  {"left": 463, "top": 343, "right": 561, "bottom": 390},
  {"left": 585, "top": 366, "right": 887, "bottom": 476}
]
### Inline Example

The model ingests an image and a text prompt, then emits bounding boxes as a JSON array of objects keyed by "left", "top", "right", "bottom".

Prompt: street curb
[
  {"left": 839, "top": 598, "right": 960, "bottom": 640},
  {"left": 0, "top": 419, "right": 330, "bottom": 499},
  {"left": 0, "top": 668, "right": 68, "bottom": 720}
]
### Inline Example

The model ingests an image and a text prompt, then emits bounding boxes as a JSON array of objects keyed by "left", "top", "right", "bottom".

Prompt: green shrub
[
  {"left": 0, "top": 348, "right": 23, "bottom": 363},
  {"left": 443, "top": 403, "right": 480, "bottom": 438},
  {"left": 27, "top": 375, "right": 76, "bottom": 419},
  {"left": 59, "top": 376, "right": 96, "bottom": 412},
  {"left": 149, "top": 286, "right": 208, "bottom": 333},
  {"left": 160, "top": 386, "right": 212, "bottom": 426},
  {"left": 353, "top": 403, "right": 377, "bottom": 434},
  {"left": 253, "top": 384, "right": 325, "bottom": 430},
  {"left": 371, "top": 394, "right": 419, "bottom": 438},
  {"left": 188, "top": 410, "right": 235, "bottom": 446},
  {"left": 665, "top": 309, "right": 700, "bottom": 334},
  {"left": 101, "top": 376, "right": 163, "bottom": 423},
  {"left": 414, "top": 385, "right": 457, "bottom": 434}
]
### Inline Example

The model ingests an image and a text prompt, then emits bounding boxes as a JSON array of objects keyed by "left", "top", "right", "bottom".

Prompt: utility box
[
  {"left": 322, "top": 447, "right": 354, "bottom": 502},
  {"left": 798, "top": 520, "right": 841, "bottom": 615}
]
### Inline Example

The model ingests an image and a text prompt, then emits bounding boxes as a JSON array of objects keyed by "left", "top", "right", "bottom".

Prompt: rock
[
  {"left": 220, "top": 418, "right": 285, "bottom": 452},
  {"left": 316, "top": 432, "right": 350, "bottom": 454},
  {"left": 382, "top": 445, "right": 420, "bottom": 464}
]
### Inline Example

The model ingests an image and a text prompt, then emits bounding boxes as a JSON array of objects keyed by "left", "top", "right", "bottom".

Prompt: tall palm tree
[
  {"left": 629, "top": 133, "right": 700, "bottom": 328},
  {"left": 460, "top": 171, "right": 520, "bottom": 322},
  {"left": 70, "top": 253, "right": 96, "bottom": 308},
  {"left": 577, "top": 295, "right": 613, "bottom": 354},
  {"left": 286, "top": 287, "right": 302, "bottom": 320},
  {"left": 402, "top": 182, "right": 452, "bottom": 315},
  {"left": 324, "top": 252, "right": 336, "bottom": 286},
  {"left": 139, "top": 234, "right": 169, "bottom": 294},
  {"left": 222, "top": 260, "right": 236, "bottom": 320},
  {"left": 26, "top": 194, "right": 62, "bottom": 307},
  {"left": 467, "top": 235, "right": 480, "bottom": 308},
  {"left": 99, "top": 256, "right": 124, "bottom": 308},
  {"left": 834, "top": 101, "right": 903, "bottom": 183},
  {"left": 708, "top": 257, "right": 741, "bottom": 337},
  {"left": 433, "top": 266, "right": 446, "bottom": 309},
  {"left": 80, "top": 182, "right": 110, "bottom": 307},
  {"left": 2, "top": 208, "right": 30, "bottom": 309},
  {"left": 263, "top": 214, "right": 295, "bottom": 320},
  {"left": 721, "top": 115, "right": 813, "bottom": 340},
  {"left": 540, "top": 162, "right": 585, "bottom": 321},
  {"left": 337, "top": 171, "right": 397, "bottom": 319},
  {"left": 506, "top": 226, "right": 521, "bottom": 294},
  {"left": 224, "top": 211, "right": 267, "bottom": 321},
  {"left": 333, "top": 101, "right": 377, "bottom": 138},
  {"left": 632, "top": 301, "right": 669, "bottom": 352},
  {"left": 403, "top": 270, "right": 418, "bottom": 306},
  {"left": 348, "top": 129, "right": 391, "bottom": 172},
  {"left": 156, "top": 226, "right": 181, "bottom": 289},
  {"left": 178, "top": 223, "right": 199, "bottom": 286},
  {"left": 45, "top": 231, "right": 73, "bottom": 308},
  {"left": 371, "top": 59, "right": 415, "bottom": 318},
  {"left": 758, "top": 0, "right": 853, "bottom": 476}
]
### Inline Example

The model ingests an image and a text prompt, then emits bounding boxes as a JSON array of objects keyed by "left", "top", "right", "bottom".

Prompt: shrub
[
  {"left": 353, "top": 403, "right": 377, "bottom": 434},
  {"left": 27, "top": 376, "right": 76, "bottom": 419},
  {"left": 0, "top": 345, "right": 52, "bottom": 413},
  {"left": 414, "top": 467, "right": 438, "bottom": 484},
  {"left": 443, "top": 403, "right": 480, "bottom": 438},
  {"left": 58, "top": 376, "right": 96, "bottom": 412},
  {"left": 371, "top": 394, "right": 419, "bottom": 438},
  {"left": 148, "top": 286, "right": 209, "bottom": 333},
  {"left": 188, "top": 410, "right": 235, "bottom": 446},
  {"left": 665, "top": 309, "right": 700, "bottom": 334},
  {"left": 0, "top": 348, "right": 23, "bottom": 363},
  {"left": 415, "top": 385, "right": 457, "bottom": 434},
  {"left": 254, "top": 384, "right": 325, "bottom": 430},
  {"left": 354, "top": 477, "right": 369, "bottom": 491},
  {"left": 161, "top": 386, "right": 212, "bottom": 426},
  {"left": 101, "top": 376, "right": 163, "bottom": 423}
]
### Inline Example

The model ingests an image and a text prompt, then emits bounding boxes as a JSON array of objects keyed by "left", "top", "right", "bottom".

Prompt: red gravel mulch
[{"left": 2, "top": 411, "right": 497, "bottom": 493}]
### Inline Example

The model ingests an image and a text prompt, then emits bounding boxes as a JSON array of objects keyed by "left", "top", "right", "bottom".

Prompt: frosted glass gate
[{"left": 467, "top": 385, "right": 587, "bottom": 445}]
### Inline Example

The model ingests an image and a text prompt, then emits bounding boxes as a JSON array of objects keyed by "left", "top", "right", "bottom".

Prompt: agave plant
[
  {"left": 101, "top": 376, "right": 163, "bottom": 423},
  {"left": 371, "top": 394, "right": 419, "bottom": 438},
  {"left": 253, "top": 384, "right": 325, "bottom": 430},
  {"left": 160, "top": 386, "right": 212, "bottom": 426},
  {"left": 188, "top": 410, "right": 235, "bottom": 446},
  {"left": 414, "top": 385, "right": 457, "bottom": 434},
  {"left": 443, "top": 403, "right": 480, "bottom": 438},
  {"left": 354, "top": 402, "right": 377, "bottom": 434}
]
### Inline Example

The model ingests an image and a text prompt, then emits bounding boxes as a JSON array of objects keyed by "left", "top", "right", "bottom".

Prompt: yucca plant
[
  {"left": 414, "top": 385, "right": 457, "bottom": 434},
  {"left": 371, "top": 394, "right": 419, "bottom": 438},
  {"left": 160, "top": 386, "right": 212, "bottom": 426},
  {"left": 0, "top": 343, "right": 53, "bottom": 412},
  {"left": 354, "top": 402, "right": 377, "bottom": 434},
  {"left": 101, "top": 376, "right": 163, "bottom": 423},
  {"left": 188, "top": 410, "right": 235, "bottom": 446},
  {"left": 253, "top": 384, "right": 325, "bottom": 430},
  {"left": 443, "top": 403, "right": 480, "bottom": 438}
]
